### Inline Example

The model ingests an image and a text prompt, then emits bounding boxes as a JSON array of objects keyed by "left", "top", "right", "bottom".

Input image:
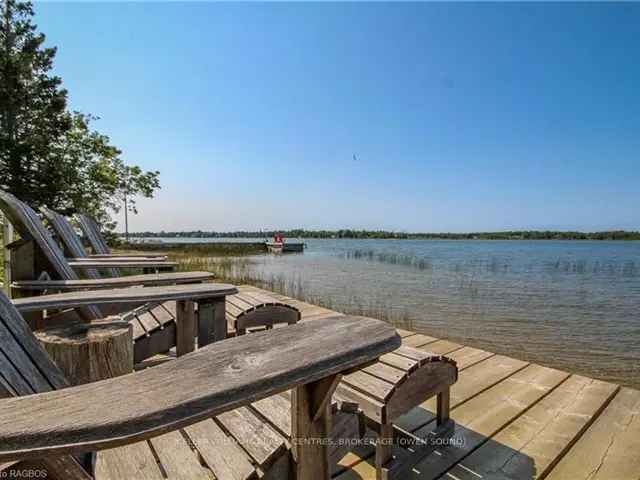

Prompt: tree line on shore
[{"left": 125, "top": 229, "right": 640, "bottom": 241}]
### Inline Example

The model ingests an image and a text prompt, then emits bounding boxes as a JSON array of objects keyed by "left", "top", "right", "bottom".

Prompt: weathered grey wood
[
  {"left": 71, "top": 256, "right": 170, "bottom": 263},
  {"left": 75, "top": 213, "right": 112, "bottom": 255},
  {"left": 252, "top": 393, "right": 293, "bottom": 437},
  {"left": 546, "top": 387, "right": 640, "bottom": 480},
  {"left": 133, "top": 322, "right": 176, "bottom": 364},
  {"left": 176, "top": 300, "right": 196, "bottom": 357},
  {"left": 2, "top": 216, "right": 13, "bottom": 294},
  {"left": 40, "top": 206, "right": 102, "bottom": 279},
  {"left": 184, "top": 418, "right": 258, "bottom": 480},
  {"left": 217, "top": 407, "right": 287, "bottom": 469},
  {"left": 436, "top": 388, "right": 450, "bottom": 425},
  {"left": 5, "top": 238, "right": 49, "bottom": 327},
  {"left": 95, "top": 442, "right": 163, "bottom": 480},
  {"left": 375, "top": 423, "right": 394, "bottom": 480},
  {"left": 0, "top": 190, "right": 101, "bottom": 319},
  {"left": 34, "top": 320, "right": 133, "bottom": 385},
  {"left": 0, "top": 314, "right": 399, "bottom": 461},
  {"left": 12, "top": 283, "right": 238, "bottom": 312},
  {"left": 90, "top": 252, "right": 167, "bottom": 258},
  {"left": 441, "top": 375, "right": 618, "bottom": 480},
  {"left": 68, "top": 259, "right": 177, "bottom": 269},
  {"left": 0, "top": 283, "right": 93, "bottom": 479},
  {"left": 197, "top": 299, "right": 225, "bottom": 348},
  {"left": 12, "top": 271, "right": 214, "bottom": 291},
  {"left": 228, "top": 292, "right": 300, "bottom": 335},
  {"left": 386, "top": 360, "right": 457, "bottom": 421},
  {"left": 292, "top": 374, "right": 341, "bottom": 479},
  {"left": 148, "top": 430, "right": 209, "bottom": 479},
  {"left": 41, "top": 206, "right": 166, "bottom": 263}
]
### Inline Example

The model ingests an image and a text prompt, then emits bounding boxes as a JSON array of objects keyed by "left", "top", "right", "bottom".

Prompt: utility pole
[{"left": 124, "top": 192, "right": 129, "bottom": 243}]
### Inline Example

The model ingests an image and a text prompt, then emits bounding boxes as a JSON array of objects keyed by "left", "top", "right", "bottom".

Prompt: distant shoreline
[{"left": 122, "top": 230, "right": 640, "bottom": 241}]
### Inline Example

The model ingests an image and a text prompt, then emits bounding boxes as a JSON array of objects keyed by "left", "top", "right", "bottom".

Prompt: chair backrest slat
[
  {"left": 0, "top": 191, "right": 78, "bottom": 281},
  {"left": 0, "top": 289, "right": 93, "bottom": 478},
  {"left": 0, "top": 290, "right": 69, "bottom": 394},
  {"left": 40, "top": 208, "right": 101, "bottom": 280},
  {"left": 75, "top": 214, "right": 111, "bottom": 254},
  {"left": 0, "top": 190, "right": 101, "bottom": 319},
  {"left": 74, "top": 213, "right": 121, "bottom": 277}
]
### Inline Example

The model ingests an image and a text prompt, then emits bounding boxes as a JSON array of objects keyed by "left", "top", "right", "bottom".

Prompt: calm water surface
[{"left": 156, "top": 238, "right": 640, "bottom": 388}]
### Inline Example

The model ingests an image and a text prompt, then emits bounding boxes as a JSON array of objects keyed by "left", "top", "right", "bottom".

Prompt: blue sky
[{"left": 36, "top": 2, "right": 640, "bottom": 232}]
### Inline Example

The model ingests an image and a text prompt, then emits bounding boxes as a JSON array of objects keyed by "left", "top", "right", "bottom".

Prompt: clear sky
[{"left": 35, "top": 2, "right": 639, "bottom": 233}]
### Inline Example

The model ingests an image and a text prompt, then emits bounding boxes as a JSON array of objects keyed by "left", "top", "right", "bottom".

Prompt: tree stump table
[{"left": 34, "top": 320, "right": 133, "bottom": 385}]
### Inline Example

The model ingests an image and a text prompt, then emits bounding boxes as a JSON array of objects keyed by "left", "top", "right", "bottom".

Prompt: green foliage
[{"left": 0, "top": 0, "right": 159, "bottom": 230}]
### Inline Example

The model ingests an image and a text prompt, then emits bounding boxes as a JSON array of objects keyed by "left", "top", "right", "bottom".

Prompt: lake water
[{"left": 152, "top": 238, "right": 640, "bottom": 388}]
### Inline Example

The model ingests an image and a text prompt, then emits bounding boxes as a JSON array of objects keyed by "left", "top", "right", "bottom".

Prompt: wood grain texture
[
  {"left": 401, "top": 365, "right": 570, "bottom": 480},
  {"left": 40, "top": 207, "right": 102, "bottom": 279},
  {"left": 75, "top": 213, "right": 111, "bottom": 255},
  {"left": 0, "top": 315, "right": 399, "bottom": 461},
  {"left": 148, "top": 430, "right": 210, "bottom": 479},
  {"left": 35, "top": 320, "right": 133, "bottom": 385},
  {"left": 546, "top": 387, "right": 640, "bottom": 480},
  {"left": 292, "top": 375, "right": 340, "bottom": 479},
  {"left": 176, "top": 300, "right": 196, "bottom": 357},
  {"left": 68, "top": 259, "right": 177, "bottom": 269},
  {"left": 442, "top": 375, "right": 618, "bottom": 480},
  {"left": 12, "top": 271, "right": 214, "bottom": 291},
  {"left": 0, "top": 190, "right": 102, "bottom": 320},
  {"left": 184, "top": 419, "right": 258, "bottom": 480},
  {"left": 95, "top": 442, "right": 163, "bottom": 480},
  {"left": 13, "top": 283, "right": 238, "bottom": 312},
  {"left": 217, "top": 407, "right": 286, "bottom": 468},
  {"left": 0, "top": 283, "right": 93, "bottom": 479}
]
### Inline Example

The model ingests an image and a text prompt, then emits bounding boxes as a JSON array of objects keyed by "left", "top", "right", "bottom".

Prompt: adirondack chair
[
  {"left": 0, "top": 286, "right": 400, "bottom": 479},
  {"left": 43, "top": 206, "right": 303, "bottom": 339},
  {"left": 41, "top": 207, "right": 167, "bottom": 262},
  {"left": 0, "top": 190, "right": 220, "bottom": 360},
  {"left": 41, "top": 206, "right": 170, "bottom": 279}
]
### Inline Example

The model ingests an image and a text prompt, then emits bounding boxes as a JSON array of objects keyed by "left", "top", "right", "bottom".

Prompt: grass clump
[{"left": 344, "top": 249, "right": 432, "bottom": 270}]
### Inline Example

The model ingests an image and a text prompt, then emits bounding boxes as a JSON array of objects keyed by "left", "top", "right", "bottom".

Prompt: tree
[
  {"left": 0, "top": 0, "right": 71, "bottom": 207},
  {"left": 51, "top": 112, "right": 160, "bottom": 231},
  {"left": 0, "top": 0, "right": 159, "bottom": 233}
]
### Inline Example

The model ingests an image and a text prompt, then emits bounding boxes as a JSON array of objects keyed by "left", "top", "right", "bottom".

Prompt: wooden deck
[
  {"left": 247, "top": 286, "right": 640, "bottom": 480},
  {"left": 98, "top": 285, "right": 639, "bottom": 480}
]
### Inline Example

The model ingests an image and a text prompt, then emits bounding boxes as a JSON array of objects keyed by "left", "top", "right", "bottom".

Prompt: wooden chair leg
[
  {"left": 437, "top": 387, "right": 450, "bottom": 425},
  {"left": 291, "top": 374, "right": 342, "bottom": 479},
  {"left": 176, "top": 300, "right": 196, "bottom": 357},
  {"left": 375, "top": 423, "right": 394, "bottom": 480},
  {"left": 196, "top": 298, "right": 226, "bottom": 348}
]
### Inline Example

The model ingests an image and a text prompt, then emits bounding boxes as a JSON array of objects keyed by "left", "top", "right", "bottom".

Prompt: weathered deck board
[
  {"left": 441, "top": 376, "right": 618, "bottom": 480},
  {"left": 96, "top": 442, "right": 164, "bottom": 480},
  {"left": 149, "top": 430, "right": 211, "bottom": 479},
  {"left": 237, "top": 286, "right": 638, "bottom": 480},
  {"left": 184, "top": 418, "right": 257, "bottom": 480},
  {"left": 546, "top": 386, "right": 640, "bottom": 480}
]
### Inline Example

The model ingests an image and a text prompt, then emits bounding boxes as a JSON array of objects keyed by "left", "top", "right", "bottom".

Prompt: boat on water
[{"left": 265, "top": 233, "right": 305, "bottom": 253}]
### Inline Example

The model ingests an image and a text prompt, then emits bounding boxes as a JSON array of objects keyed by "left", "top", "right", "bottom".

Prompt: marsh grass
[
  {"left": 120, "top": 242, "right": 265, "bottom": 257},
  {"left": 344, "top": 249, "right": 432, "bottom": 271},
  {"left": 166, "top": 251, "right": 416, "bottom": 330}
]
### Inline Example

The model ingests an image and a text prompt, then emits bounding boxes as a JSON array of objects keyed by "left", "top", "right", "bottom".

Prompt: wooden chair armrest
[
  {"left": 67, "top": 259, "right": 177, "bottom": 269},
  {"left": 12, "top": 283, "right": 237, "bottom": 312},
  {"left": 73, "top": 256, "right": 167, "bottom": 263},
  {"left": 89, "top": 253, "right": 168, "bottom": 259},
  {"left": 11, "top": 272, "right": 214, "bottom": 291},
  {"left": 0, "top": 315, "right": 400, "bottom": 462}
]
